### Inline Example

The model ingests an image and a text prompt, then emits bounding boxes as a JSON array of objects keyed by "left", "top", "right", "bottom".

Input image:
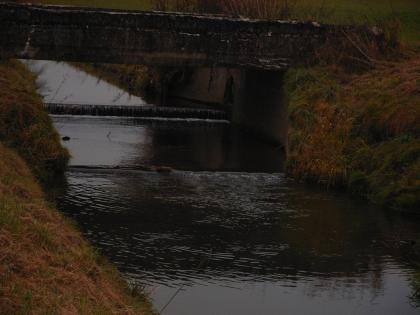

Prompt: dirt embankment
[{"left": 0, "top": 60, "right": 154, "bottom": 314}]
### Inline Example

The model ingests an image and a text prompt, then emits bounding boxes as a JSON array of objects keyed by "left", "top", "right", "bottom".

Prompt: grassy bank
[
  {"left": 0, "top": 60, "right": 68, "bottom": 181},
  {"left": 286, "top": 56, "right": 420, "bottom": 212},
  {"left": 0, "top": 60, "right": 154, "bottom": 314}
]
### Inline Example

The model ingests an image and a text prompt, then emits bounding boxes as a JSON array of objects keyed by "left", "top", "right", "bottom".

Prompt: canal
[{"left": 28, "top": 60, "right": 420, "bottom": 315}]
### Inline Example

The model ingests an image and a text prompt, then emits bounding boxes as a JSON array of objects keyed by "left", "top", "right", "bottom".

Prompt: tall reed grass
[
  {"left": 153, "top": 0, "right": 298, "bottom": 19},
  {"left": 221, "top": 0, "right": 297, "bottom": 19}
]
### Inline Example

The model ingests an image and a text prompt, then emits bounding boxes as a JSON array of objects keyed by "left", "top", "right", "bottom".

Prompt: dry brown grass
[
  {"left": 152, "top": 0, "right": 297, "bottom": 18},
  {"left": 344, "top": 57, "right": 420, "bottom": 138},
  {"left": 153, "top": 0, "right": 198, "bottom": 12},
  {"left": 220, "top": 0, "right": 297, "bottom": 19},
  {"left": 288, "top": 100, "right": 353, "bottom": 186},
  {"left": 313, "top": 16, "right": 405, "bottom": 73},
  {"left": 0, "top": 60, "right": 154, "bottom": 314},
  {"left": 286, "top": 55, "right": 420, "bottom": 210},
  {"left": 0, "top": 145, "right": 153, "bottom": 314}
]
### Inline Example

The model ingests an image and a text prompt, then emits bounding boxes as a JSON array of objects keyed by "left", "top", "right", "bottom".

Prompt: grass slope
[
  {"left": 286, "top": 56, "right": 420, "bottom": 212},
  {"left": 0, "top": 60, "right": 154, "bottom": 314},
  {"left": 0, "top": 60, "right": 69, "bottom": 181}
]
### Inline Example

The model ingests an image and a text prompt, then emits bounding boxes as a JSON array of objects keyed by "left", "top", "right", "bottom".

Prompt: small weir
[{"left": 44, "top": 103, "right": 230, "bottom": 121}]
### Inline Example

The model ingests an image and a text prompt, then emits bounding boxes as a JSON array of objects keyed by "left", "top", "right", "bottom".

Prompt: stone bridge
[
  {"left": 0, "top": 2, "right": 367, "bottom": 150},
  {"left": 0, "top": 2, "right": 334, "bottom": 69}
]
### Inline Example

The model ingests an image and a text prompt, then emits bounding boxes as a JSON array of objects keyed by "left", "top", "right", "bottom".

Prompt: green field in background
[{"left": 297, "top": 0, "right": 420, "bottom": 43}]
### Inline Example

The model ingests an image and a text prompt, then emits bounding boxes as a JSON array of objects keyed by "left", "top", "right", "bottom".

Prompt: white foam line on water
[
  {"left": 66, "top": 166, "right": 285, "bottom": 176},
  {"left": 49, "top": 114, "right": 231, "bottom": 124}
]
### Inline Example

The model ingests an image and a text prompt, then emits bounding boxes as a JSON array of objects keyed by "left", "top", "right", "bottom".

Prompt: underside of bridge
[
  {"left": 165, "top": 67, "right": 288, "bottom": 147},
  {"left": 0, "top": 2, "right": 349, "bottom": 150}
]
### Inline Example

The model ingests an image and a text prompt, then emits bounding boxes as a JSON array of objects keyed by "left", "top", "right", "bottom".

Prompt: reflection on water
[
  {"left": 24, "top": 60, "right": 146, "bottom": 105},
  {"left": 31, "top": 60, "right": 420, "bottom": 315},
  {"left": 53, "top": 116, "right": 285, "bottom": 172},
  {"left": 52, "top": 116, "right": 420, "bottom": 315}
]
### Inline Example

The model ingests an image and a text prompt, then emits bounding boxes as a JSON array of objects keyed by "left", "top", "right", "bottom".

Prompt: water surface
[
  {"left": 52, "top": 117, "right": 420, "bottom": 315},
  {"left": 31, "top": 60, "right": 420, "bottom": 315},
  {"left": 53, "top": 144, "right": 420, "bottom": 315}
]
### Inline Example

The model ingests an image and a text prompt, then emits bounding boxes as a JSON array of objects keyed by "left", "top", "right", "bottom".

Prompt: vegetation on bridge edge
[{"left": 0, "top": 60, "right": 155, "bottom": 314}]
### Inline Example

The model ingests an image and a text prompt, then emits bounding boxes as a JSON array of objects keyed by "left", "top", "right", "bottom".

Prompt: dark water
[
  {"left": 55, "top": 166, "right": 420, "bottom": 315},
  {"left": 31, "top": 61, "right": 420, "bottom": 315}
]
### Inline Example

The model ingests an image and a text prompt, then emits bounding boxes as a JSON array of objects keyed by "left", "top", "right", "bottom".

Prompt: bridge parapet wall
[{"left": 1, "top": 2, "right": 337, "bottom": 70}]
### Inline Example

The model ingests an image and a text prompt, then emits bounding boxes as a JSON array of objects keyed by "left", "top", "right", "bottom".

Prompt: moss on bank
[
  {"left": 0, "top": 60, "right": 154, "bottom": 314},
  {"left": 286, "top": 56, "right": 420, "bottom": 212}
]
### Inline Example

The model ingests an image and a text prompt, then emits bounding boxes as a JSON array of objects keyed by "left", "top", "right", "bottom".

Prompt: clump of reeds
[
  {"left": 153, "top": 0, "right": 297, "bottom": 19},
  {"left": 286, "top": 67, "right": 352, "bottom": 187},
  {"left": 154, "top": 0, "right": 198, "bottom": 12},
  {"left": 314, "top": 16, "right": 405, "bottom": 72},
  {"left": 220, "top": 0, "right": 297, "bottom": 19}
]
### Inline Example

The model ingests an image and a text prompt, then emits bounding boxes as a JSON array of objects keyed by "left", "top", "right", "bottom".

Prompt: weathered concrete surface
[
  {"left": 166, "top": 68, "right": 288, "bottom": 148},
  {"left": 0, "top": 2, "right": 333, "bottom": 70},
  {"left": 165, "top": 68, "right": 288, "bottom": 148},
  {"left": 167, "top": 68, "right": 240, "bottom": 109},
  {"left": 232, "top": 70, "right": 288, "bottom": 148}
]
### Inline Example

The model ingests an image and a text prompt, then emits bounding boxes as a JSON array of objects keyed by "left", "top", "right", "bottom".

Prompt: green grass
[{"left": 296, "top": 0, "right": 420, "bottom": 43}]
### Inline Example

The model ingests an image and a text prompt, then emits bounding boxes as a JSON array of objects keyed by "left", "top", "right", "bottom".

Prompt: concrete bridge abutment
[
  {"left": 166, "top": 67, "right": 288, "bottom": 150},
  {"left": 232, "top": 70, "right": 288, "bottom": 151}
]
